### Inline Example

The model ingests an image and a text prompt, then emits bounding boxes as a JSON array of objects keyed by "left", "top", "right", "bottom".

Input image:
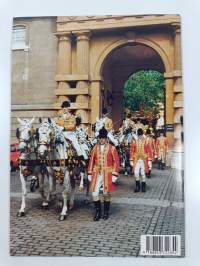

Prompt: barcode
[{"left": 140, "top": 235, "right": 181, "bottom": 256}]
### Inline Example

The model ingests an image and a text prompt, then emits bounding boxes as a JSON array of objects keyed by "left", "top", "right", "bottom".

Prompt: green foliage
[{"left": 123, "top": 70, "right": 165, "bottom": 112}]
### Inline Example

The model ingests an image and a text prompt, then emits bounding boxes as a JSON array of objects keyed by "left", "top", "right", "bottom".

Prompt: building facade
[
  {"left": 11, "top": 17, "right": 57, "bottom": 141},
  {"left": 11, "top": 15, "right": 183, "bottom": 167}
]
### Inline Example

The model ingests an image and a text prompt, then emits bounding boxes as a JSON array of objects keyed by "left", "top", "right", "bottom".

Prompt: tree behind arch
[{"left": 123, "top": 70, "right": 165, "bottom": 112}]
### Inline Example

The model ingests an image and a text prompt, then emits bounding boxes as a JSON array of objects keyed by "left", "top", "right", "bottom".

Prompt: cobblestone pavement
[{"left": 10, "top": 166, "right": 185, "bottom": 257}]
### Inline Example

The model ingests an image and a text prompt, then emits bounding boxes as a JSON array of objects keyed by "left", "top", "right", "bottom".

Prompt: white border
[{"left": 1, "top": 0, "right": 200, "bottom": 265}]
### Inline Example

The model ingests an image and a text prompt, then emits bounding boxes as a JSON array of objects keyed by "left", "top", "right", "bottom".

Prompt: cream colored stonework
[
  {"left": 55, "top": 15, "right": 183, "bottom": 151},
  {"left": 11, "top": 15, "right": 183, "bottom": 156}
]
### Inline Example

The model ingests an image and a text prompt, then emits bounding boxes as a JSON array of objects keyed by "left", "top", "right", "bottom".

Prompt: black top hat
[
  {"left": 137, "top": 128, "right": 144, "bottom": 136},
  {"left": 76, "top": 116, "right": 82, "bottom": 126},
  {"left": 99, "top": 127, "right": 108, "bottom": 138},
  {"left": 61, "top": 101, "right": 70, "bottom": 108}
]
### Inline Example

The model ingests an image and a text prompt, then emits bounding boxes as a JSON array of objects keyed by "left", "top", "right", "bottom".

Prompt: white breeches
[
  {"left": 92, "top": 174, "right": 111, "bottom": 201},
  {"left": 158, "top": 150, "right": 165, "bottom": 163},
  {"left": 134, "top": 159, "right": 146, "bottom": 182},
  {"left": 92, "top": 174, "right": 103, "bottom": 197},
  {"left": 148, "top": 160, "right": 152, "bottom": 170},
  {"left": 63, "top": 131, "right": 87, "bottom": 159}
]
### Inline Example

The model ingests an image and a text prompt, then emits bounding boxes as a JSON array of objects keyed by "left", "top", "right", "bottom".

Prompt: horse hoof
[
  {"left": 58, "top": 215, "right": 66, "bottom": 221},
  {"left": 42, "top": 205, "right": 49, "bottom": 210},
  {"left": 17, "top": 211, "right": 25, "bottom": 217}
]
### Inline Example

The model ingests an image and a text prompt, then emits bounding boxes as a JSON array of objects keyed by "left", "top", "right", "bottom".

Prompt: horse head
[
  {"left": 17, "top": 117, "right": 35, "bottom": 151},
  {"left": 50, "top": 119, "right": 65, "bottom": 145},
  {"left": 76, "top": 127, "right": 89, "bottom": 143},
  {"left": 37, "top": 118, "right": 53, "bottom": 158},
  {"left": 95, "top": 117, "right": 104, "bottom": 132}
]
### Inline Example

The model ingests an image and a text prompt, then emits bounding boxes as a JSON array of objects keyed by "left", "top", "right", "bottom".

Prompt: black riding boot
[
  {"left": 103, "top": 201, "right": 110, "bottom": 220},
  {"left": 134, "top": 181, "right": 140, "bottom": 193},
  {"left": 93, "top": 200, "right": 102, "bottom": 221},
  {"left": 161, "top": 162, "right": 165, "bottom": 170},
  {"left": 141, "top": 182, "right": 146, "bottom": 193},
  {"left": 148, "top": 170, "right": 151, "bottom": 178},
  {"left": 158, "top": 160, "right": 162, "bottom": 169}
]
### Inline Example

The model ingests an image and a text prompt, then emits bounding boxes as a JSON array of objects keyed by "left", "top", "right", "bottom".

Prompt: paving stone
[{"left": 10, "top": 168, "right": 184, "bottom": 257}]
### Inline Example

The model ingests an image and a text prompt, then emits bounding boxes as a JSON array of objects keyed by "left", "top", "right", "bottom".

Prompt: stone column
[
  {"left": 90, "top": 80, "right": 101, "bottom": 124},
  {"left": 75, "top": 30, "right": 90, "bottom": 90},
  {"left": 164, "top": 74, "right": 174, "bottom": 149},
  {"left": 74, "top": 30, "right": 91, "bottom": 125},
  {"left": 173, "top": 23, "right": 183, "bottom": 152},
  {"left": 56, "top": 33, "right": 72, "bottom": 103}
]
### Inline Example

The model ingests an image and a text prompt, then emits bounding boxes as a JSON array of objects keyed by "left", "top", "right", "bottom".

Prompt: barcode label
[{"left": 140, "top": 235, "right": 181, "bottom": 256}]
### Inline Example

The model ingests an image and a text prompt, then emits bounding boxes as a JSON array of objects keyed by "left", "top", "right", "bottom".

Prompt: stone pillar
[
  {"left": 75, "top": 30, "right": 90, "bottom": 90},
  {"left": 173, "top": 23, "right": 183, "bottom": 152},
  {"left": 90, "top": 80, "right": 101, "bottom": 124},
  {"left": 56, "top": 33, "right": 72, "bottom": 103},
  {"left": 164, "top": 74, "right": 174, "bottom": 148},
  {"left": 74, "top": 30, "right": 91, "bottom": 125}
]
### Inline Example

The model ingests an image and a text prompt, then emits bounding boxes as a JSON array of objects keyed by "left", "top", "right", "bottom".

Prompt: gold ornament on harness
[{"left": 54, "top": 169, "right": 65, "bottom": 184}]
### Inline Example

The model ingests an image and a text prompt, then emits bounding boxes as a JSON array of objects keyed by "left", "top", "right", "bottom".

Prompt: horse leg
[
  {"left": 79, "top": 171, "right": 84, "bottom": 192},
  {"left": 17, "top": 166, "right": 27, "bottom": 217},
  {"left": 43, "top": 173, "right": 51, "bottom": 209},
  {"left": 84, "top": 178, "right": 90, "bottom": 204},
  {"left": 69, "top": 185, "right": 75, "bottom": 210},
  {"left": 38, "top": 172, "right": 48, "bottom": 208},
  {"left": 59, "top": 169, "right": 71, "bottom": 221},
  {"left": 48, "top": 169, "right": 57, "bottom": 202},
  {"left": 30, "top": 175, "right": 38, "bottom": 192},
  {"left": 69, "top": 172, "right": 76, "bottom": 210}
]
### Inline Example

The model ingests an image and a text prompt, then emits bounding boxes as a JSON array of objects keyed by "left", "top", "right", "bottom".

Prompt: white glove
[
  {"left": 112, "top": 175, "right": 118, "bottom": 183},
  {"left": 130, "top": 161, "right": 134, "bottom": 167},
  {"left": 88, "top": 175, "right": 92, "bottom": 182}
]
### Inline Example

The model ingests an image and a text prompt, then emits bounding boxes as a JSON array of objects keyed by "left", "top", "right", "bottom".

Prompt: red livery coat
[
  {"left": 145, "top": 136, "right": 156, "bottom": 161},
  {"left": 130, "top": 138, "right": 151, "bottom": 173},
  {"left": 88, "top": 143, "right": 120, "bottom": 193},
  {"left": 155, "top": 136, "right": 168, "bottom": 159}
]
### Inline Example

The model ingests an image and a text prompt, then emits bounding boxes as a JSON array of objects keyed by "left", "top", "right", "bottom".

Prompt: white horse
[
  {"left": 16, "top": 117, "right": 40, "bottom": 217},
  {"left": 75, "top": 126, "right": 92, "bottom": 160},
  {"left": 35, "top": 118, "right": 57, "bottom": 209},
  {"left": 119, "top": 120, "right": 138, "bottom": 145},
  {"left": 93, "top": 117, "right": 119, "bottom": 146},
  {"left": 50, "top": 119, "right": 81, "bottom": 221}
]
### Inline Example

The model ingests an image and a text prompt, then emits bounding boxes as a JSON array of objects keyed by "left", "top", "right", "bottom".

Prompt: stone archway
[
  {"left": 93, "top": 37, "right": 172, "bottom": 77},
  {"left": 55, "top": 15, "right": 183, "bottom": 166},
  {"left": 94, "top": 38, "right": 174, "bottom": 148}
]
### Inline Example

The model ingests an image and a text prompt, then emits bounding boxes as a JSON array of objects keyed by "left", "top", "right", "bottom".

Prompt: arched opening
[{"left": 100, "top": 43, "right": 166, "bottom": 130}]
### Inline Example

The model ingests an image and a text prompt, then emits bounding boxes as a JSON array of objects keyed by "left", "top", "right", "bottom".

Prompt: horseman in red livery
[
  {"left": 130, "top": 128, "right": 151, "bottom": 193},
  {"left": 145, "top": 128, "right": 156, "bottom": 178},
  {"left": 155, "top": 129, "right": 168, "bottom": 170},
  {"left": 87, "top": 127, "right": 120, "bottom": 221}
]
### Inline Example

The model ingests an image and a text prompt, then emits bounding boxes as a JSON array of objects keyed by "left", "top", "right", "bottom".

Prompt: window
[{"left": 12, "top": 25, "right": 28, "bottom": 50}]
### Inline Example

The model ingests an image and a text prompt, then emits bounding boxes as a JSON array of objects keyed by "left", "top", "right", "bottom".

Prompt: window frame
[{"left": 12, "top": 24, "right": 29, "bottom": 51}]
